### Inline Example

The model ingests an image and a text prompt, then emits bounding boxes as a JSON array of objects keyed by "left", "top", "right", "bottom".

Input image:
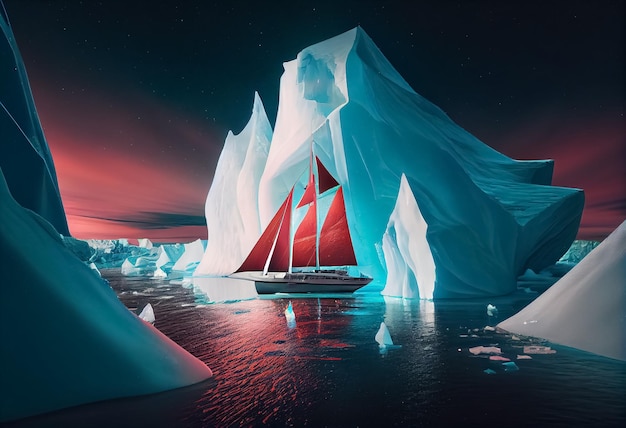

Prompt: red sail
[
  {"left": 292, "top": 200, "right": 317, "bottom": 267},
  {"left": 319, "top": 187, "right": 357, "bottom": 266},
  {"left": 235, "top": 190, "right": 293, "bottom": 272},
  {"left": 268, "top": 191, "right": 292, "bottom": 271},
  {"left": 316, "top": 156, "right": 339, "bottom": 194}
]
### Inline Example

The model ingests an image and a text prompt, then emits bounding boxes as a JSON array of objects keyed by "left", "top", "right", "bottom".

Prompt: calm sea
[{"left": 7, "top": 270, "right": 625, "bottom": 427}]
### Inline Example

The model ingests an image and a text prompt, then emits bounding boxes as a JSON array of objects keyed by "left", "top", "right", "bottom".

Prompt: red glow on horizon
[{"left": 490, "top": 113, "right": 625, "bottom": 241}]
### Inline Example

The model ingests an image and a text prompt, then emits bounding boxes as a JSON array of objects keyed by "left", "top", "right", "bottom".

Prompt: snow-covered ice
[
  {"left": 498, "top": 221, "right": 626, "bottom": 361},
  {"left": 138, "top": 303, "right": 156, "bottom": 324}
]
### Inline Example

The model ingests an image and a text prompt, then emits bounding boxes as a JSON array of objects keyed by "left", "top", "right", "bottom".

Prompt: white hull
[{"left": 233, "top": 271, "right": 372, "bottom": 294}]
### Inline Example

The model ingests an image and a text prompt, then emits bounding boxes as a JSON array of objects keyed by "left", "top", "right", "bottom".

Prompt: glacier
[
  {"left": 195, "top": 27, "right": 584, "bottom": 299},
  {"left": 0, "top": 8, "right": 69, "bottom": 235},
  {"left": 498, "top": 221, "right": 626, "bottom": 361}
]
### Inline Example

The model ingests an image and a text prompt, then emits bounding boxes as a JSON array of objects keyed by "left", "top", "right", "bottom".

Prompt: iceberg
[
  {"left": 196, "top": 92, "right": 272, "bottom": 276},
  {"left": 0, "top": 171, "right": 212, "bottom": 422},
  {"left": 498, "top": 221, "right": 626, "bottom": 361},
  {"left": 375, "top": 322, "right": 394, "bottom": 348},
  {"left": 0, "top": 11, "right": 211, "bottom": 421},
  {"left": 138, "top": 303, "right": 156, "bottom": 324},
  {"left": 0, "top": 9, "right": 69, "bottom": 235},
  {"left": 171, "top": 238, "right": 206, "bottom": 275},
  {"left": 195, "top": 27, "right": 583, "bottom": 299}
]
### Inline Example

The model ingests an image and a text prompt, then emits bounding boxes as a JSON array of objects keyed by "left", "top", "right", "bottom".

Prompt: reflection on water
[{"left": 7, "top": 270, "right": 626, "bottom": 427}]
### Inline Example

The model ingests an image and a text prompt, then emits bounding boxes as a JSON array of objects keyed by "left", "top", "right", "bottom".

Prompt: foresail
[
  {"left": 319, "top": 187, "right": 357, "bottom": 266},
  {"left": 235, "top": 189, "right": 293, "bottom": 273}
]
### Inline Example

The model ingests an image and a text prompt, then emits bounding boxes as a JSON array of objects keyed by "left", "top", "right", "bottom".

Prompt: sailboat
[{"left": 231, "top": 147, "right": 373, "bottom": 294}]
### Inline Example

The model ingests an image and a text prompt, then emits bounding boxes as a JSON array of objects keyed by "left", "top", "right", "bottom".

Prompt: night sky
[{"left": 3, "top": 0, "right": 624, "bottom": 242}]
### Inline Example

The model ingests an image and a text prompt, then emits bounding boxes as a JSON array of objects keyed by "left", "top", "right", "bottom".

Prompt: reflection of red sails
[{"left": 236, "top": 155, "right": 358, "bottom": 274}]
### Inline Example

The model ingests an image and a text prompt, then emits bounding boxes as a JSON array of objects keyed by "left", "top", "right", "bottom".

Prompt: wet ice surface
[{"left": 9, "top": 269, "right": 625, "bottom": 428}]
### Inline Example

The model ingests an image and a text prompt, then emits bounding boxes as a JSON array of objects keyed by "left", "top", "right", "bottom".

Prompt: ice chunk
[
  {"left": 195, "top": 27, "right": 583, "bottom": 299},
  {"left": 487, "top": 304, "right": 498, "bottom": 317},
  {"left": 522, "top": 345, "right": 557, "bottom": 355},
  {"left": 121, "top": 255, "right": 157, "bottom": 277},
  {"left": 375, "top": 322, "right": 394, "bottom": 347},
  {"left": 517, "top": 355, "right": 533, "bottom": 360},
  {"left": 484, "top": 369, "right": 497, "bottom": 375},
  {"left": 499, "top": 221, "right": 625, "bottom": 361},
  {"left": 502, "top": 362, "right": 519, "bottom": 372},
  {"left": 153, "top": 267, "right": 168, "bottom": 278},
  {"left": 138, "top": 303, "right": 155, "bottom": 324},
  {"left": 138, "top": 238, "right": 153, "bottom": 249},
  {"left": 489, "top": 355, "right": 510, "bottom": 361},
  {"left": 469, "top": 346, "right": 502, "bottom": 355},
  {"left": 172, "top": 239, "right": 206, "bottom": 274}
]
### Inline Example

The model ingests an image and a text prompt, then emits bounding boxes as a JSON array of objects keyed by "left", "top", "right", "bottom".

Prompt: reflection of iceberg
[
  {"left": 498, "top": 221, "right": 626, "bottom": 361},
  {"left": 284, "top": 301, "right": 296, "bottom": 328},
  {"left": 191, "top": 276, "right": 258, "bottom": 303},
  {"left": 195, "top": 27, "right": 583, "bottom": 299}
]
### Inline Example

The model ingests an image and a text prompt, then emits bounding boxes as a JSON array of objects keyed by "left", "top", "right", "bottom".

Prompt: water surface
[{"left": 8, "top": 270, "right": 625, "bottom": 427}]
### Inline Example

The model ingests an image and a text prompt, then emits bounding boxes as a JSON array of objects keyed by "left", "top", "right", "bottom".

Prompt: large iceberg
[
  {"left": 498, "top": 221, "right": 626, "bottom": 361},
  {"left": 196, "top": 92, "right": 272, "bottom": 275},
  {"left": 196, "top": 27, "right": 583, "bottom": 299},
  {"left": 0, "top": 8, "right": 69, "bottom": 235},
  {"left": 0, "top": 171, "right": 212, "bottom": 422},
  {"left": 0, "top": 10, "right": 212, "bottom": 422}
]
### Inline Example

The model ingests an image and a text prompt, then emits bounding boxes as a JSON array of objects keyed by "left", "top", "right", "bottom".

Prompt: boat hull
[{"left": 235, "top": 271, "right": 372, "bottom": 294}]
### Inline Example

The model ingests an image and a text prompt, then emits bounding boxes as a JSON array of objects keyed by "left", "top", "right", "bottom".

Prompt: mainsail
[{"left": 235, "top": 153, "right": 358, "bottom": 274}]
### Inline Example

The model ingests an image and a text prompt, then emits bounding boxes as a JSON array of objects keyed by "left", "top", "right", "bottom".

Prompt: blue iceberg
[
  {"left": 0, "top": 10, "right": 212, "bottom": 422},
  {"left": 195, "top": 27, "right": 583, "bottom": 299},
  {"left": 0, "top": 8, "right": 69, "bottom": 236}
]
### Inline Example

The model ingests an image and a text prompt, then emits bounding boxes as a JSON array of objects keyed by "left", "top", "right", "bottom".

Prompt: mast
[{"left": 313, "top": 141, "right": 320, "bottom": 271}]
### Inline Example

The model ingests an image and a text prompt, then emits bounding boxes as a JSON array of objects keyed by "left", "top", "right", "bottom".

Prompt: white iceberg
[
  {"left": 196, "top": 92, "right": 272, "bottom": 276},
  {"left": 375, "top": 322, "right": 394, "bottom": 348},
  {"left": 138, "top": 303, "right": 156, "bottom": 324},
  {"left": 498, "top": 221, "right": 626, "bottom": 361},
  {"left": 172, "top": 238, "right": 206, "bottom": 275},
  {"left": 195, "top": 27, "right": 583, "bottom": 299},
  {"left": 487, "top": 304, "right": 498, "bottom": 317}
]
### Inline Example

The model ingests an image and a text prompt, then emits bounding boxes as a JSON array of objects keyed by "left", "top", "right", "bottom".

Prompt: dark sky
[{"left": 3, "top": 0, "right": 624, "bottom": 241}]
